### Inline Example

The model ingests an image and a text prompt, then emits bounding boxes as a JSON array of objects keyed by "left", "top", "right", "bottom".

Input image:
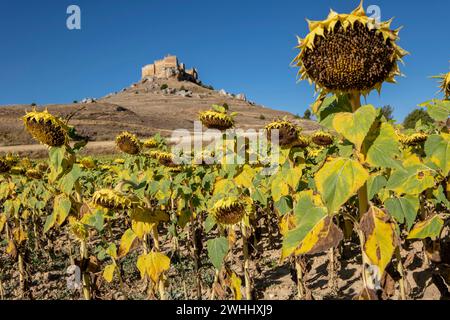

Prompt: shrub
[
  {"left": 160, "top": 84, "right": 168, "bottom": 90},
  {"left": 403, "top": 109, "right": 434, "bottom": 129},
  {"left": 259, "top": 114, "right": 266, "bottom": 120}
]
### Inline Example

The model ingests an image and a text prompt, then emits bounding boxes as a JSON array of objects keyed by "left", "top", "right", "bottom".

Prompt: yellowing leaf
[
  {"left": 234, "top": 165, "right": 257, "bottom": 189},
  {"left": 407, "top": 215, "right": 444, "bottom": 240},
  {"left": 103, "top": 264, "right": 116, "bottom": 283},
  {"left": 425, "top": 133, "right": 450, "bottom": 176},
  {"left": 0, "top": 214, "right": 6, "bottom": 233},
  {"left": 361, "top": 207, "right": 398, "bottom": 280},
  {"left": 271, "top": 175, "right": 289, "bottom": 202},
  {"left": 118, "top": 229, "right": 138, "bottom": 258},
  {"left": 283, "top": 165, "right": 304, "bottom": 191},
  {"left": 315, "top": 157, "right": 369, "bottom": 214},
  {"left": 333, "top": 105, "right": 377, "bottom": 151},
  {"left": 230, "top": 272, "right": 242, "bottom": 300},
  {"left": 136, "top": 252, "right": 170, "bottom": 283},
  {"left": 294, "top": 216, "right": 343, "bottom": 256}
]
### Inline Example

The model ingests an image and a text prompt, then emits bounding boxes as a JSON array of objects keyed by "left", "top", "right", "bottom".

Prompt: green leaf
[
  {"left": 207, "top": 237, "right": 229, "bottom": 270},
  {"left": 274, "top": 196, "right": 293, "bottom": 216},
  {"left": 204, "top": 214, "right": 217, "bottom": 233},
  {"left": 315, "top": 157, "right": 369, "bottom": 214},
  {"left": 425, "top": 133, "right": 450, "bottom": 176},
  {"left": 385, "top": 195, "right": 419, "bottom": 230},
  {"left": 332, "top": 105, "right": 378, "bottom": 151},
  {"left": 407, "top": 215, "right": 444, "bottom": 240},
  {"left": 419, "top": 99, "right": 450, "bottom": 122},
  {"left": 54, "top": 194, "right": 72, "bottom": 226},
  {"left": 282, "top": 191, "right": 328, "bottom": 258},
  {"left": 386, "top": 163, "right": 435, "bottom": 195},
  {"left": 318, "top": 94, "right": 352, "bottom": 129},
  {"left": 367, "top": 174, "right": 387, "bottom": 201},
  {"left": 364, "top": 122, "right": 401, "bottom": 169},
  {"left": 59, "top": 165, "right": 83, "bottom": 195},
  {"left": 43, "top": 211, "right": 57, "bottom": 234}
]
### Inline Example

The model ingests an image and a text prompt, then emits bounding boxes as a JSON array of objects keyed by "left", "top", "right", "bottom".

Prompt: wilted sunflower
[
  {"left": 435, "top": 72, "right": 450, "bottom": 99},
  {"left": 399, "top": 132, "right": 428, "bottom": 147},
  {"left": 116, "top": 132, "right": 141, "bottom": 155},
  {"left": 36, "top": 162, "right": 49, "bottom": 173},
  {"left": 10, "top": 166, "right": 26, "bottom": 175},
  {"left": 211, "top": 197, "right": 251, "bottom": 225},
  {"left": 5, "top": 153, "right": 19, "bottom": 166},
  {"left": 80, "top": 157, "right": 96, "bottom": 169},
  {"left": 92, "top": 189, "right": 140, "bottom": 210},
  {"left": 293, "top": 2, "right": 407, "bottom": 95},
  {"left": 311, "top": 131, "right": 334, "bottom": 146},
  {"left": 143, "top": 138, "right": 159, "bottom": 149},
  {"left": 157, "top": 151, "right": 178, "bottom": 167},
  {"left": 265, "top": 120, "right": 300, "bottom": 147},
  {"left": 23, "top": 110, "right": 68, "bottom": 147},
  {"left": 199, "top": 110, "right": 234, "bottom": 130},
  {"left": 25, "top": 169, "right": 43, "bottom": 180},
  {"left": 290, "top": 135, "right": 311, "bottom": 149},
  {"left": 0, "top": 158, "right": 11, "bottom": 173}
]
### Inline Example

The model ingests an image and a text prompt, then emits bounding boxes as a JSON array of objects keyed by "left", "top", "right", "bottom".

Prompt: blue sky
[{"left": 0, "top": 0, "right": 448, "bottom": 121}]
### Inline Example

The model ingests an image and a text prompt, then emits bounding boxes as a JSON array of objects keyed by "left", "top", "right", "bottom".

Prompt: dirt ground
[{"left": 0, "top": 216, "right": 445, "bottom": 301}]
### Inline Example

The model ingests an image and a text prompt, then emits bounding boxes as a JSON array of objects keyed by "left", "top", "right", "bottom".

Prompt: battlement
[{"left": 142, "top": 55, "right": 199, "bottom": 83}]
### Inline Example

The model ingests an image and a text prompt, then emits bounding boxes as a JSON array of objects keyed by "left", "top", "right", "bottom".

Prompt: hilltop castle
[{"left": 141, "top": 55, "right": 199, "bottom": 83}]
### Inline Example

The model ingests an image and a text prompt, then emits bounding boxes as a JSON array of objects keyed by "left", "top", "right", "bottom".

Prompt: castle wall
[{"left": 141, "top": 55, "right": 198, "bottom": 83}]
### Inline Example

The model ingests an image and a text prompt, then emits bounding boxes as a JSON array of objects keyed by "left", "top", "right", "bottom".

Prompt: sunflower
[
  {"left": 5, "top": 153, "right": 19, "bottom": 166},
  {"left": 25, "top": 169, "right": 43, "bottom": 180},
  {"left": 435, "top": 72, "right": 450, "bottom": 99},
  {"left": 116, "top": 132, "right": 141, "bottom": 155},
  {"left": 0, "top": 158, "right": 11, "bottom": 173},
  {"left": 23, "top": 110, "right": 68, "bottom": 147},
  {"left": 265, "top": 120, "right": 300, "bottom": 147},
  {"left": 80, "top": 157, "right": 96, "bottom": 169},
  {"left": 311, "top": 131, "right": 334, "bottom": 146},
  {"left": 156, "top": 151, "right": 178, "bottom": 167},
  {"left": 199, "top": 110, "right": 234, "bottom": 130},
  {"left": 211, "top": 197, "right": 251, "bottom": 225},
  {"left": 92, "top": 189, "right": 140, "bottom": 210},
  {"left": 10, "top": 166, "right": 26, "bottom": 175},
  {"left": 36, "top": 162, "right": 49, "bottom": 173},
  {"left": 113, "top": 158, "right": 125, "bottom": 165},
  {"left": 143, "top": 138, "right": 159, "bottom": 149},
  {"left": 293, "top": 2, "right": 407, "bottom": 95},
  {"left": 399, "top": 132, "right": 428, "bottom": 147},
  {"left": 290, "top": 135, "right": 311, "bottom": 149}
]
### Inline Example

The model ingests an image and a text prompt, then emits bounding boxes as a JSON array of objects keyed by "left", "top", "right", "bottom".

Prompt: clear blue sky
[{"left": 0, "top": 0, "right": 449, "bottom": 121}]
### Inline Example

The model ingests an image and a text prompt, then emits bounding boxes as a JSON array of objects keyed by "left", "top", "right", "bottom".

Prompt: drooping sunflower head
[
  {"left": 5, "top": 153, "right": 19, "bottom": 166},
  {"left": 265, "top": 120, "right": 300, "bottom": 147},
  {"left": 80, "top": 156, "right": 96, "bottom": 169},
  {"left": 143, "top": 138, "right": 159, "bottom": 149},
  {"left": 23, "top": 110, "right": 68, "bottom": 147},
  {"left": 10, "top": 166, "right": 26, "bottom": 175},
  {"left": 36, "top": 162, "right": 49, "bottom": 173},
  {"left": 399, "top": 132, "right": 428, "bottom": 147},
  {"left": 92, "top": 189, "right": 140, "bottom": 210},
  {"left": 436, "top": 72, "right": 450, "bottom": 99},
  {"left": 116, "top": 132, "right": 141, "bottom": 155},
  {"left": 113, "top": 158, "right": 125, "bottom": 165},
  {"left": 290, "top": 135, "right": 311, "bottom": 149},
  {"left": 293, "top": 2, "right": 407, "bottom": 95},
  {"left": 211, "top": 196, "right": 251, "bottom": 225},
  {"left": 25, "top": 169, "right": 43, "bottom": 180},
  {"left": 156, "top": 151, "right": 178, "bottom": 167},
  {"left": 311, "top": 131, "right": 334, "bottom": 146},
  {"left": 19, "top": 157, "right": 33, "bottom": 169},
  {"left": 199, "top": 110, "right": 235, "bottom": 131},
  {"left": 0, "top": 158, "right": 11, "bottom": 174}
]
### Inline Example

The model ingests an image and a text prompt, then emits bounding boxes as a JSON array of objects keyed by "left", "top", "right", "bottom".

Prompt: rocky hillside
[{"left": 0, "top": 77, "right": 319, "bottom": 147}]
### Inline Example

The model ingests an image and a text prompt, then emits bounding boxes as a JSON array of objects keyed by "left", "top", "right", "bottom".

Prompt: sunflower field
[{"left": 0, "top": 2, "right": 449, "bottom": 300}]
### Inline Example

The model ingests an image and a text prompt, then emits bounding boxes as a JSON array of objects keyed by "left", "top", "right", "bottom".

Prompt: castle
[{"left": 141, "top": 55, "right": 199, "bottom": 83}]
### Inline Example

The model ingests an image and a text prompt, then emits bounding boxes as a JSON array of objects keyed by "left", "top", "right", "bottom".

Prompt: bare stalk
[
  {"left": 241, "top": 226, "right": 252, "bottom": 300},
  {"left": 395, "top": 247, "right": 407, "bottom": 300},
  {"left": 295, "top": 256, "right": 306, "bottom": 300}
]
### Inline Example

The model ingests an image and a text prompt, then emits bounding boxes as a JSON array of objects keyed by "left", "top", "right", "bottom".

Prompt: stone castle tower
[{"left": 141, "top": 55, "right": 199, "bottom": 83}]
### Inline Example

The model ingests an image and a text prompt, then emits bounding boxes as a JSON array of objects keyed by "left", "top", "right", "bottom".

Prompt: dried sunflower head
[
  {"left": 113, "top": 158, "right": 125, "bottom": 165},
  {"left": 10, "top": 166, "right": 26, "bottom": 175},
  {"left": 5, "top": 153, "right": 19, "bottom": 166},
  {"left": 289, "top": 135, "right": 311, "bottom": 149},
  {"left": 20, "top": 157, "right": 33, "bottom": 169},
  {"left": 435, "top": 72, "right": 450, "bottom": 100},
  {"left": 265, "top": 120, "right": 300, "bottom": 147},
  {"left": 92, "top": 189, "right": 140, "bottom": 210},
  {"left": 157, "top": 151, "right": 178, "bottom": 167},
  {"left": 293, "top": 2, "right": 407, "bottom": 95},
  {"left": 199, "top": 110, "right": 234, "bottom": 130},
  {"left": 25, "top": 169, "right": 43, "bottom": 180},
  {"left": 116, "top": 132, "right": 141, "bottom": 155},
  {"left": 212, "top": 197, "right": 251, "bottom": 225},
  {"left": 399, "top": 132, "right": 428, "bottom": 147},
  {"left": 23, "top": 110, "right": 68, "bottom": 147},
  {"left": 0, "top": 158, "right": 11, "bottom": 173},
  {"left": 36, "top": 162, "right": 49, "bottom": 173},
  {"left": 143, "top": 138, "right": 159, "bottom": 149},
  {"left": 80, "top": 156, "right": 96, "bottom": 169},
  {"left": 311, "top": 131, "right": 334, "bottom": 146},
  {"left": 306, "top": 147, "right": 323, "bottom": 158}
]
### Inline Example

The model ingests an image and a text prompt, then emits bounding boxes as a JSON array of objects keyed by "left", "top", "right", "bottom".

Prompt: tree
[
  {"left": 381, "top": 105, "right": 394, "bottom": 121},
  {"left": 403, "top": 109, "right": 434, "bottom": 129},
  {"left": 303, "top": 109, "right": 312, "bottom": 120}
]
